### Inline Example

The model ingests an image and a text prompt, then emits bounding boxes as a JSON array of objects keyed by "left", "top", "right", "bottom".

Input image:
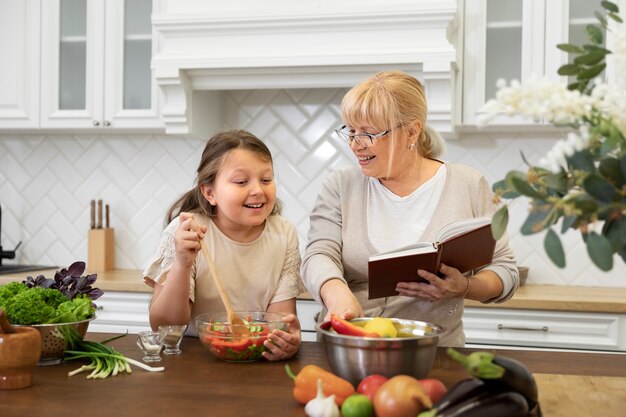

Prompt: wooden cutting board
[{"left": 535, "top": 373, "right": 626, "bottom": 417}]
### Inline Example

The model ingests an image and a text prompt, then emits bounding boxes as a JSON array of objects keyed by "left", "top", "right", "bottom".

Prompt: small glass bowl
[{"left": 194, "top": 311, "right": 286, "bottom": 363}]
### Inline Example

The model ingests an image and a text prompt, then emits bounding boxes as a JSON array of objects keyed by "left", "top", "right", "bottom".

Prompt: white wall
[{"left": 1, "top": 88, "right": 624, "bottom": 286}]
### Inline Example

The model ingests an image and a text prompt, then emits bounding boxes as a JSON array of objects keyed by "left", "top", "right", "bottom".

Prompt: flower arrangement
[{"left": 479, "top": 1, "right": 626, "bottom": 271}]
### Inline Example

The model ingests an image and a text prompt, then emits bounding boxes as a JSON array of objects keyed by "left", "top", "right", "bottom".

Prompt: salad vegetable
[
  {"left": 304, "top": 379, "right": 340, "bottom": 417},
  {"left": 201, "top": 319, "right": 272, "bottom": 361},
  {"left": 63, "top": 327, "right": 164, "bottom": 379},
  {"left": 286, "top": 364, "right": 355, "bottom": 406},
  {"left": 0, "top": 261, "right": 101, "bottom": 325}
]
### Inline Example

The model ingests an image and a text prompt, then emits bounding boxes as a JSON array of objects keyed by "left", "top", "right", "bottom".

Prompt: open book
[{"left": 368, "top": 217, "right": 496, "bottom": 299}]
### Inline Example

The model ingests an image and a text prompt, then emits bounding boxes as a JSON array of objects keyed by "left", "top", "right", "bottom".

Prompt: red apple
[
  {"left": 419, "top": 378, "right": 448, "bottom": 404},
  {"left": 356, "top": 374, "right": 389, "bottom": 401}
]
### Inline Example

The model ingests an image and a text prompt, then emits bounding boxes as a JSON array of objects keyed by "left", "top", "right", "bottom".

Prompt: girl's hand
[
  {"left": 395, "top": 263, "right": 468, "bottom": 302},
  {"left": 321, "top": 279, "right": 364, "bottom": 321},
  {"left": 262, "top": 314, "right": 301, "bottom": 361},
  {"left": 174, "top": 212, "right": 207, "bottom": 268}
]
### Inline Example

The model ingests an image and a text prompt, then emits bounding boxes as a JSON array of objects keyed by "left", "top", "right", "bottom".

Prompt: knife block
[{"left": 88, "top": 228, "right": 115, "bottom": 271}]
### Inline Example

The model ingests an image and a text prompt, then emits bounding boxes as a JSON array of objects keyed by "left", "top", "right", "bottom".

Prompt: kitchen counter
[
  {"left": 1, "top": 335, "right": 625, "bottom": 417},
  {"left": 2, "top": 268, "right": 626, "bottom": 313}
]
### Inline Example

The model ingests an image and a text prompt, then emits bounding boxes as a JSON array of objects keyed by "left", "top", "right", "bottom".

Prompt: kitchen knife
[
  {"left": 97, "top": 199, "right": 103, "bottom": 229},
  {"left": 105, "top": 204, "right": 110, "bottom": 228},
  {"left": 90, "top": 200, "right": 95, "bottom": 229}
]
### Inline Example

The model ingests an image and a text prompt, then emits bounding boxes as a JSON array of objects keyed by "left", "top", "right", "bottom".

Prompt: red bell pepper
[{"left": 330, "top": 314, "right": 380, "bottom": 338}]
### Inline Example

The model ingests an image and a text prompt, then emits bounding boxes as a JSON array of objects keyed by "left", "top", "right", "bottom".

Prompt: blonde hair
[{"left": 340, "top": 70, "right": 444, "bottom": 158}]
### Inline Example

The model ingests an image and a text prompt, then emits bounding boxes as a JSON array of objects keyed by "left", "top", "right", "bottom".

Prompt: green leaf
[
  {"left": 577, "top": 63, "right": 606, "bottom": 80},
  {"left": 603, "top": 217, "right": 626, "bottom": 249},
  {"left": 570, "top": 194, "right": 598, "bottom": 213},
  {"left": 608, "top": 12, "right": 623, "bottom": 23},
  {"left": 567, "top": 81, "right": 584, "bottom": 91},
  {"left": 599, "top": 157, "right": 626, "bottom": 187},
  {"left": 582, "top": 45, "right": 611, "bottom": 54},
  {"left": 521, "top": 203, "right": 553, "bottom": 235},
  {"left": 583, "top": 174, "right": 619, "bottom": 202},
  {"left": 621, "top": 153, "right": 626, "bottom": 179},
  {"left": 492, "top": 179, "right": 520, "bottom": 199},
  {"left": 595, "top": 11, "right": 609, "bottom": 27},
  {"left": 586, "top": 232, "right": 614, "bottom": 271},
  {"left": 544, "top": 228, "right": 566, "bottom": 268},
  {"left": 558, "top": 64, "right": 580, "bottom": 76},
  {"left": 573, "top": 51, "right": 607, "bottom": 66},
  {"left": 601, "top": 1, "right": 619, "bottom": 13},
  {"left": 560, "top": 215, "right": 578, "bottom": 233},
  {"left": 509, "top": 176, "right": 544, "bottom": 199},
  {"left": 492, "top": 206, "right": 509, "bottom": 240},
  {"left": 586, "top": 25, "right": 604, "bottom": 44},
  {"left": 557, "top": 43, "right": 584, "bottom": 53},
  {"left": 568, "top": 149, "right": 596, "bottom": 173},
  {"left": 544, "top": 171, "right": 568, "bottom": 194}
]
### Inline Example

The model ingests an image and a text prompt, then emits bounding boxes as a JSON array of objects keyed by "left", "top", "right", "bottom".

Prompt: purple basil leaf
[
  {"left": 86, "top": 288, "right": 104, "bottom": 301},
  {"left": 66, "top": 261, "right": 86, "bottom": 277}
]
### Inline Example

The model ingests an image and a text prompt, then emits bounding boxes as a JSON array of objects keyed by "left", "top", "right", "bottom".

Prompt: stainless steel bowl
[
  {"left": 16, "top": 316, "right": 94, "bottom": 366},
  {"left": 315, "top": 317, "right": 443, "bottom": 386}
]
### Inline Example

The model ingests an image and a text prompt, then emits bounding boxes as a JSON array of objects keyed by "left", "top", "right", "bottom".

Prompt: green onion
[{"left": 62, "top": 327, "right": 164, "bottom": 379}]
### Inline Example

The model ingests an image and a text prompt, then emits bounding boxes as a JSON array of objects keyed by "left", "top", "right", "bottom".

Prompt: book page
[
  {"left": 369, "top": 242, "right": 436, "bottom": 261},
  {"left": 437, "top": 217, "right": 492, "bottom": 243}
]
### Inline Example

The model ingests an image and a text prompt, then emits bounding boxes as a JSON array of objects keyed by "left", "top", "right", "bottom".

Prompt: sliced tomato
[{"left": 210, "top": 338, "right": 251, "bottom": 352}]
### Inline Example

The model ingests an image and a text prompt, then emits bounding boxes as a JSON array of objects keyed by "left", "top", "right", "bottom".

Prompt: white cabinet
[
  {"left": 40, "top": 0, "right": 161, "bottom": 130},
  {"left": 458, "top": 0, "right": 625, "bottom": 128},
  {"left": 0, "top": 0, "right": 40, "bottom": 128},
  {"left": 297, "top": 299, "right": 322, "bottom": 342},
  {"left": 90, "top": 291, "right": 152, "bottom": 334},
  {"left": 464, "top": 307, "right": 626, "bottom": 352},
  {"left": 0, "top": 0, "right": 162, "bottom": 131}
]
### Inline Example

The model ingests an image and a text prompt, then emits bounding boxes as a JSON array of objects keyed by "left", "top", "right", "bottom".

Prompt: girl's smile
[{"left": 201, "top": 148, "right": 276, "bottom": 242}]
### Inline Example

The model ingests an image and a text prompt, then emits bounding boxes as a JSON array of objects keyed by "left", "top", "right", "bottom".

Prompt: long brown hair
[{"left": 165, "top": 130, "right": 281, "bottom": 225}]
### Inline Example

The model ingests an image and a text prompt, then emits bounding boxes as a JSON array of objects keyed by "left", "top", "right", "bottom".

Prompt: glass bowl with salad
[{"left": 194, "top": 311, "right": 286, "bottom": 362}]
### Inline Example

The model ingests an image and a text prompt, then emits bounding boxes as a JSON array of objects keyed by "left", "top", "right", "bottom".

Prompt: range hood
[{"left": 151, "top": 0, "right": 459, "bottom": 139}]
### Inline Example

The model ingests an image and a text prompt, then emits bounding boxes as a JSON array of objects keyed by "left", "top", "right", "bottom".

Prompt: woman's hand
[
  {"left": 174, "top": 212, "right": 207, "bottom": 268},
  {"left": 320, "top": 279, "right": 364, "bottom": 321},
  {"left": 262, "top": 314, "right": 301, "bottom": 361},
  {"left": 395, "top": 264, "right": 468, "bottom": 302}
]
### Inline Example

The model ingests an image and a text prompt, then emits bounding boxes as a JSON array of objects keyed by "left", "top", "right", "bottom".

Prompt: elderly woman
[{"left": 301, "top": 70, "right": 519, "bottom": 346}]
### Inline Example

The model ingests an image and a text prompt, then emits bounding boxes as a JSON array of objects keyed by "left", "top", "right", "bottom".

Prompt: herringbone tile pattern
[{"left": 1, "top": 88, "right": 624, "bottom": 286}]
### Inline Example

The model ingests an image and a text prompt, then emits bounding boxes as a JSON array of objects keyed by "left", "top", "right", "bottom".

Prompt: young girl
[{"left": 143, "top": 130, "right": 303, "bottom": 361}]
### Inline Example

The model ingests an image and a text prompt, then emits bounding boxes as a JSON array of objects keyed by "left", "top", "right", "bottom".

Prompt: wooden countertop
[
  {"left": 3, "top": 268, "right": 626, "bottom": 313},
  {"left": 1, "top": 334, "right": 625, "bottom": 417}
]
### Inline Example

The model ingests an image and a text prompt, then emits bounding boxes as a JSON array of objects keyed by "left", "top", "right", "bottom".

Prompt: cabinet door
[
  {"left": 40, "top": 0, "right": 160, "bottom": 129},
  {"left": 103, "top": 0, "right": 161, "bottom": 128},
  {"left": 0, "top": 0, "right": 40, "bottom": 128},
  {"left": 41, "top": 0, "right": 104, "bottom": 128},
  {"left": 462, "top": 0, "right": 547, "bottom": 126}
]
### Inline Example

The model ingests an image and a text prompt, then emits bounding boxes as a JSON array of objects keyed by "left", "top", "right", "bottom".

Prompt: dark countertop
[{"left": 1, "top": 333, "right": 625, "bottom": 417}]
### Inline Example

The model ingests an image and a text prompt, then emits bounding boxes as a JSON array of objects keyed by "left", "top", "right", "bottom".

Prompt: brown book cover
[{"left": 368, "top": 218, "right": 496, "bottom": 300}]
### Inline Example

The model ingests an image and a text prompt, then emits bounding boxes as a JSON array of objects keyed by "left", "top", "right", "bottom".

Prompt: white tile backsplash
[{"left": 1, "top": 88, "right": 625, "bottom": 287}]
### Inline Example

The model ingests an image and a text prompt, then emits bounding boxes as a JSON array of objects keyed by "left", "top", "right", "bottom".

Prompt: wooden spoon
[
  {"left": 199, "top": 240, "right": 248, "bottom": 338},
  {"left": 0, "top": 308, "right": 16, "bottom": 333}
]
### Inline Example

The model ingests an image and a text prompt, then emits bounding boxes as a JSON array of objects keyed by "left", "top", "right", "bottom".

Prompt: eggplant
[
  {"left": 447, "top": 348, "right": 539, "bottom": 407},
  {"left": 433, "top": 390, "right": 529, "bottom": 417},
  {"left": 429, "top": 378, "right": 488, "bottom": 412}
]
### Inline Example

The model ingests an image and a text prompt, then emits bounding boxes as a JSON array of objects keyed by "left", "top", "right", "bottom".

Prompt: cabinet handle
[
  {"left": 93, "top": 120, "right": 100, "bottom": 126},
  {"left": 497, "top": 324, "right": 548, "bottom": 332},
  {"left": 104, "top": 120, "right": 111, "bottom": 127}
]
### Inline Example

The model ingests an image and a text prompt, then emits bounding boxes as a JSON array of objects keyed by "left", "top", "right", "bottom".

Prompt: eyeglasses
[{"left": 334, "top": 125, "right": 403, "bottom": 147}]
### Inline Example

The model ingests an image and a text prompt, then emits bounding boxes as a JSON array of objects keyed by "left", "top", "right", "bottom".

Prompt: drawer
[
  {"left": 90, "top": 291, "right": 152, "bottom": 334},
  {"left": 464, "top": 307, "right": 626, "bottom": 351}
]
